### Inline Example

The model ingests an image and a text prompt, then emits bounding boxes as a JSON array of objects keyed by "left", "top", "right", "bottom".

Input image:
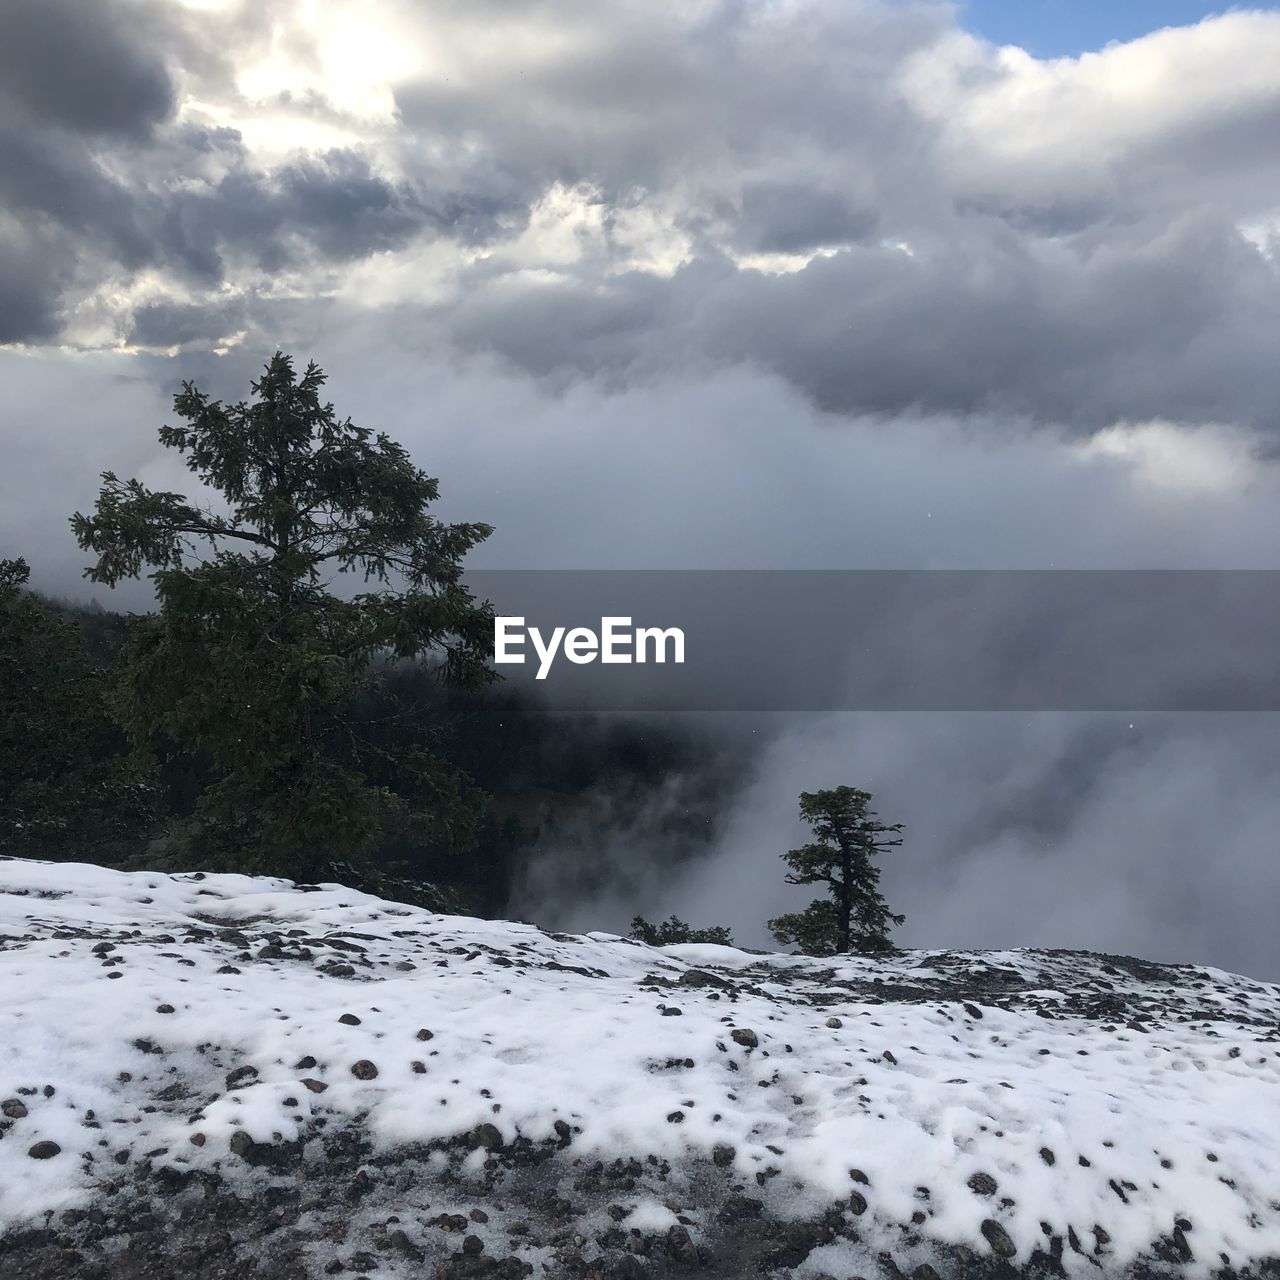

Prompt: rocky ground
[
  {"left": 3, "top": 859, "right": 1280, "bottom": 1280},
  {"left": 6, "top": 1113, "right": 1276, "bottom": 1280}
]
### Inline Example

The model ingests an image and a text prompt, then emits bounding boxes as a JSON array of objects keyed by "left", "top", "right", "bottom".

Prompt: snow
[{"left": 2, "top": 856, "right": 1279, "bottom": 1274}]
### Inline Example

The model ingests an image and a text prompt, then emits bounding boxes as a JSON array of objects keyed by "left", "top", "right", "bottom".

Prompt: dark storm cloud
[
  {"left": 734, "top": 182, "right": 880, "bottom": 256},
  {"left": 0, "top": 123, "right": 160, "bottom": 271},
  {"left": 0, "top": 0, "right": 176, "bottom": 139},
  {"left": 434, "top": 212, "right": 1280, "bottom": 428},
  {"left": 0, "top": 226, "right": 64, "bottom": 344},
  {"left": 0, "top": 102, "right": 522, "bottom": 345},
  {"left": 179, "top": 151, "right": 433, "bottom": 273},
  {"left": 128, "top": 298, "right": 248, "bottom": 349},
  {"left": 391, "top": 0, "right": 943, "bottom": 201}
]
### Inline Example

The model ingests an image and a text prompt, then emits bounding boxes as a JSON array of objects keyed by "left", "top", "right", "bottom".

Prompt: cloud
[
  {"left": 427, "top": 211, "right": 1280, "bottom": 428},
  {"left": 0, "top": 0, "right": 176, "bottom": 139},
  {"left": 623, "top": 711, "right": 1280, "bottom": 981},
  {"left": 1, "top": 0, "right": 1277, "bottom": 434},
  {"left": 7, "top": 338, "right": 1280, "bottom": 598}
]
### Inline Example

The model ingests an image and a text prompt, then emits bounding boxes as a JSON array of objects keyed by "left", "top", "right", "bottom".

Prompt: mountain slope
[{"left": 1, "top": 857, "right": 1278, "bottom": 1280}]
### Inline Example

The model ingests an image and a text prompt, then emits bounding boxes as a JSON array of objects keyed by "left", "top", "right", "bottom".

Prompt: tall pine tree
[
  {"left": 768, "top": 786, "right": 904, "bottom": 956},
  {"left": 71, "top": 353, "right": 495, "bottom": 879}
]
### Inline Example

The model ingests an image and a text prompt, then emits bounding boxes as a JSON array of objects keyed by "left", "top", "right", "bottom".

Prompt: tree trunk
[{"left": 837, "top": 842, "right": 852, "bottom": 953}]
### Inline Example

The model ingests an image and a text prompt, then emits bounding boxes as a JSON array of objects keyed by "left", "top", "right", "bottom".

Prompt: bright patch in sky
[{"left": 959, "top": 0, "right": 1280, "bottom": 56}]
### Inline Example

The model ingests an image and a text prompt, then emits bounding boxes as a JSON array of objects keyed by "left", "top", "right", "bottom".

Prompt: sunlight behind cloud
[{"left": 1076, "top": 421, "right": 1257, "bottom": 496}]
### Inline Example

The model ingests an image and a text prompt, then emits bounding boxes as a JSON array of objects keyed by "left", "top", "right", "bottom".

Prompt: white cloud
[{"left": 1075, "top": 421, "right": 1258, "bottom": 496}]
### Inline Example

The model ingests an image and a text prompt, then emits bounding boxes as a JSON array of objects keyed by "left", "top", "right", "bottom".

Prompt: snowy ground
[{"left": 2, "top": 857, "right": 1279, "bottom": 1279}]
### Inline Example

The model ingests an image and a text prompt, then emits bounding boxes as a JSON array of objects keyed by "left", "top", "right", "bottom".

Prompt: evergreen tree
[
  {"left": 0, "top": 558, "right": 153, "bottom": 860},
  {"left": 71, "top": 353, "right": 495, "bottom": 879},
  {"left": 629, "top": 915, "right": 735, "bottom": 946},
  {"left": 768, "top": 786, "right": 904, "bottom": 956}
]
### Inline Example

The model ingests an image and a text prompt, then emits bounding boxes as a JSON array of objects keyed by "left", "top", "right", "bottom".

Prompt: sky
[
  {"left": 2, "top": 0, "right": 1280, "bottom": 975},
  {"left": 960, "top": 0, "right": 1280, "bottom": 56}
]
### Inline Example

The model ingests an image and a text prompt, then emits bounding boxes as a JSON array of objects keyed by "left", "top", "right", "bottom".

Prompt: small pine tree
[
  {"left": 629, "top": 914, "right": 735, "bottom": 946},
  {"left": 768, "top": 786, "right": 904, "bottom": 956}
]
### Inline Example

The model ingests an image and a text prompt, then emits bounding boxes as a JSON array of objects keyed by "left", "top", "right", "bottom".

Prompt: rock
[
  {"left": 712, "top": 1143, "right": 736, "bottom": 1167},
  {"left": 302, "top": 1078, "right": 328, "bottom": 1093},
  {"left": 730, "top": 1028, "right": 759, "bottom": 1049},
  {"left": 416, "top": 1028, "right": 434, "bottom": 1041},
  {"left": 229, "top": 1131, "right": 254, "bottom": 1157},
  {"left": 967, "top": 1171, "right": 998, "bottom": 1196},
  {"left": 679, "top": 969, "right": 729, "bottom": 988},
  {"left": 882, "top": 1049, "right": 898, "bottom": 1065},
  {"left": 825, "top": 1016, "right": 843, "bottom": 1029},
  {"left": 470, "top": 1209, "right": 490, "bottom": 1223},
  {"left": 27, "top": 1141, "right": 61, "bottom": 1159},
  {"left": 338, "top": 1013, "right": 362, "bottom": 1026},
  {"left": 850, "top": 1168, "right": 870, "bottom": 1185},
  {"left": 963, "top": 1003, "right": 984, "bottom": 1020},
  {"left": 849, "top": 1190, "right": 868, "bottom": 1215},
  {"left": 411, "top": 1060, "right": 427, "bottom": 1074},
  {"left": 911, "top": 1265, "right": 941, "bottom": 1280},
  {"left": 981, "top": 1219, "right": 1017, "bottom": 1259},
  {"left": 665, "top": 1225, "right": 700, "bottom": 1266},
  {"left": 2, "top": 1098, "right": 28, "bottom": 1119},
  {"left": 350, "top": 1059, "right": 378, "bottom": 1080},
  {"left": 462, "top": 1234, "right": 485, "bottom": 1256},
  {"left": 225, "top": 1065, "right": 258, "bottom": 1088},
  {"left": 155, "top": 1004, "right": 175, "bottom": 1014},
  {"left": 717, "top": 1195, "right": 764, "bottom": 1226},
  {"left": 189, "top": 1133, "right": 205, "bottom": 1147},
  {"left": 605, "top": 1253, "right": 648, "bottom": 1280},
  {"left": 1039, "top": 1147, "right": 1056, "bottom": 1166},
  {"left": 471, "top": 1122, "right": 504, "bottom": 1151},
  {"left": 761, "top": 1222, "right": 833, "bottom": 1269},
  {"left": 386, "top": 1229, "right": 424, "bottom": 1262},
  {"left": 1162, "top": 1227, "right": 1193, "bottom": 1263},
  {"left": 295, "top": 1055, "right": 318, "bottom": 1070}
]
